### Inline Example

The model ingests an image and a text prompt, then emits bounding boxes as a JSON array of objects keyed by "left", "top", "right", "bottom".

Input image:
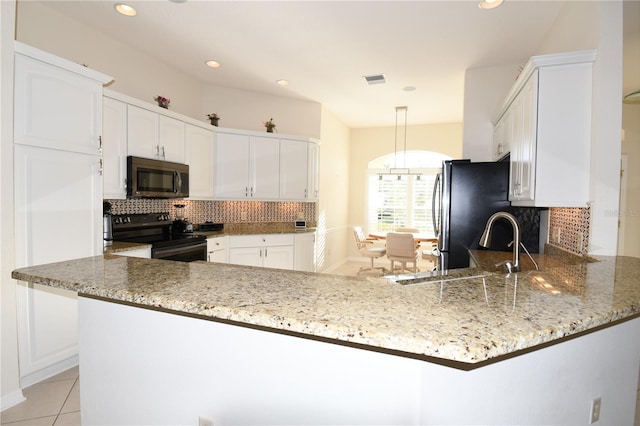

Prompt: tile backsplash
[
  {"left": 106, "top": 199, "right": 316, "bottom": 225},
  {"left": 548, "top": 207, "right": 590, "bottom": 255}
]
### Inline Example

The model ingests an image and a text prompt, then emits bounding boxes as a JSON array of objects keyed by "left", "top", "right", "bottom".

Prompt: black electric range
[{"left": 110, "top": 213, "right": 207, "bottom": 262}]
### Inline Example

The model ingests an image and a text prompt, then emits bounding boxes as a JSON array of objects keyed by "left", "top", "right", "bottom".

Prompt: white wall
[
  {"left": 15, "top": 1, "right": 204, "bottom": 120},
  {"left": 15, "top": 1, "right": 323, "bottom": 139},
  {"left": 202, "top": 85, "right": 321, "bottom": 139},
  {"left": 0, "top": 0, "right": 25, "bottom": 412},
  {"left": 462, "top": 62, "right": 523, "bottom": 161},
  {"left": 316, "top": 107, "right": 351, "bottom": 272}
]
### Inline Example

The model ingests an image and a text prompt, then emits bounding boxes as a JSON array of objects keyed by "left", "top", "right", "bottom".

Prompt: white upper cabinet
[
  {"left": 250, "top": 136, "right": 280, "bottom": 199},
  {"left": 214, "top": 133, "right": 252, "bottom": 199},
  {"left": 493, "top": 50, "right": 596, "bottom": 207},
  {"left": 158, "top": 115, "right": 185, "bottom": 163},
  {"left": 102, "top": 96, "right": 128, "bottom": 199},
  {"left": 279, "top": 139, "right": 309, "bottom": 200},
  {"left": 307, "top": 141, "right": 320, "bottom": 200},
  {"left": 214, "top": 133, "right": 280, "bottom": 200},
  {"left": 185, "top": 124, "right": 215, "bottom": 199},
  {"left": 215, "top": 132, "right": 319, "bottom": 201},
  {"left": 14, "top": 45, "right": 110, "bottom": 155},
  {"left": 127, "top": 105, "right": 185, "bottom": 163},
  {"left": 127, "top": 105, "right": 158, "bottom": 159}
]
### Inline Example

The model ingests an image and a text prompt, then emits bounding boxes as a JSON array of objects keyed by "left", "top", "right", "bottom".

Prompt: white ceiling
[{"left": 38, "top": 1, "right": 574, "bottom": 127}]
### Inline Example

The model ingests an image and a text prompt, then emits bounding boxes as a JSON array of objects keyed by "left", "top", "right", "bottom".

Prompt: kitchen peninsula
[{"left": 12, "top": 254, "right": 640, "bottom": 425}]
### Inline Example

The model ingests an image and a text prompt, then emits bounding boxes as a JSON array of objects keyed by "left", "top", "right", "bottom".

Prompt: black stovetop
[{"left": 111, "top": 212, "right": 205, "bottom": 248}]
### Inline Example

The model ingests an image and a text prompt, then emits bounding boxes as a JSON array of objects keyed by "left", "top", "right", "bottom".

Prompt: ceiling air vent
[{"left": 364, "top": 74, "right": 387, "bottom": 85}]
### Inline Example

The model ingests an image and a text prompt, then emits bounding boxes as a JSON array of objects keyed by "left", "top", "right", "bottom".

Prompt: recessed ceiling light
[
  {"left": 276, "top": 79, "right": 289, "bottom": 86},
  {"left": 205, "top": 60, "right": 220, "bottom": 68},
  {"left": 403, "top": 86, "right": 416, "bottom": 92},
  {"left": 114, "top": 3, "right": 137, "bottom": 16},
  {"left": 478, "top": 0, "right": 504, "bottom": 9}
]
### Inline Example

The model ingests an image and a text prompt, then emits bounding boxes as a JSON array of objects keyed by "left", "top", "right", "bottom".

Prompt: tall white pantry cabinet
[{"left": 13, "top": 42, "right": 112, "bottom": 386}]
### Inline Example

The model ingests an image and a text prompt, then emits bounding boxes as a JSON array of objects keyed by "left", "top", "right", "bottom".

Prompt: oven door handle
[{"left": 153, "top": 242, "right": 206, "bottom": 258}]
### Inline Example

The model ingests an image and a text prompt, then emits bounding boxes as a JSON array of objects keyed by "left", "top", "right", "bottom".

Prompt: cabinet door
[
  {"left": 127, "top": 105, "right": 159, "bottom": 159},
  {"left": 280, "top": 139, "right": 309, "bottom": 200},
  {"left": 516, "top": 73, "right": 538, "bottom": 201},
  {"left": 294, "top": 232, "right": 316, "bottom": 272},
  {"left": 493, "top": 118, "right": 506, "bottom": 161},
  {"left": 158, "top": 115, "right": 185, "bottom": 163},
  {"left": 307, "top": 142, "right": 320, "bottom": 200},
  {"left": 185, "top": 124, "right": 214, "bottom": 199},
  {"left": 102, "top": 97, "right": 128, "bottom": 199},
  {"left": 207, "top": 236, "right": 228, "bottom": 263},
  {"left": 14, "top": 54, "right": 102, "bottom": 155},
  {"left": 250, "top": 136, "right": 280, "bottom": 199},
  {"left": 215, "top": 133, "right": 250, "bottom": 199},
  {"left": 14, "top": 145, "right": 102, "bottom": 379},
  {"left": 263, "top": 245, "right": 294, "bottom": 270},
  {"left": 509, "top": 72, "right": 537, "bottom": 202},
  {"left": 228, "top": 247, "right": 263, "bottom": 267}
]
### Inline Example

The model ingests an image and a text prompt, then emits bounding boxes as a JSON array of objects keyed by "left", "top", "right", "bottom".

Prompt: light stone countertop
[{"left": 12, "top": 254, "right": 640, "bottom": 368}]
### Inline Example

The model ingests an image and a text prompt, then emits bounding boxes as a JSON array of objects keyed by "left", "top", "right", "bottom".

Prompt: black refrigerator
[{"left": 433, "top": 159, "right": 515, "bottom": 270}]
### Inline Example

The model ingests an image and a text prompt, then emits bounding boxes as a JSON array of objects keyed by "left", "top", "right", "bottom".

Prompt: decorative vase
[
  {"left": 266, "top": 128, "right": 273, "bottom": 133},
  {"left": 159, "top": 103, "right": 168, "bottom": 109},
  {"left": 210, "top": 118, "right": 219, "bottom": 127}
]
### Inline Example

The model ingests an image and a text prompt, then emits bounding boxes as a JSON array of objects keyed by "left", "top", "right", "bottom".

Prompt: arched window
[{"left": 366, "top": 151, "right": 451, "bottom": 237}]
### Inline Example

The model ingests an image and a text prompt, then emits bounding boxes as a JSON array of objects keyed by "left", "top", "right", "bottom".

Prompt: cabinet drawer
[
  {"left": 229, "top": 234, "right": 294, "bottom": 248},
  {"left": 207, "top": 236, "right": 227, "bottom": 250}
]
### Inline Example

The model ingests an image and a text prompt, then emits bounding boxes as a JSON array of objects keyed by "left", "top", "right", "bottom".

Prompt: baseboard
[
  {"left": 1, "top": 389, "right": 26, "bottom": 412},
  {"left": 19, "top": 355, "right": 79, "bottom": 388}
]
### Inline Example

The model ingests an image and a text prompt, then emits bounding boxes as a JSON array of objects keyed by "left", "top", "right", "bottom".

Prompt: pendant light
[{"left": 378, "top": 106, "right": 422, "bottom": 180}]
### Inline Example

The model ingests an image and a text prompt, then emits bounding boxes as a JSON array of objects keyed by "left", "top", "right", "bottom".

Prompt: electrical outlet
[
  {"left": 589, "top": 397, "right": 601, "bottom": 424},
  {"left": 198, "top": 416, "right": 214, "bottom": 426},
  {"left": 240, "top": 212, "right": 248, "bottom": 220},
  {"left": 552, "top": 227, "right": 561, "bottom": 244}
]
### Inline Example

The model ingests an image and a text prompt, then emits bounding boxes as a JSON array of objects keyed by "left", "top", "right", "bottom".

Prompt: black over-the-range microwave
[{"left": 126, "top": 156, "right": 189, "bottom": 199}]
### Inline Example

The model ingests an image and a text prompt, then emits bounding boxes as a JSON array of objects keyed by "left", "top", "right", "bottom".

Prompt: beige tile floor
[
  {"left": 1, "top": 262, "right": 639, "bottom": 426},
  {"left": 0, "top": 367, "right": 80, "bottom": 426}
]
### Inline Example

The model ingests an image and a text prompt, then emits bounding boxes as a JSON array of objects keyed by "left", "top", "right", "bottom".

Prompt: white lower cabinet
[
  {"left": 207, "top": 236, "right": 228, "bottom": 263},
  {"left": 294, "top": 232, "right": 316, "bottom": 272},
  {"left": 228, "top": 234, "right": 294, "bottom": 270}
]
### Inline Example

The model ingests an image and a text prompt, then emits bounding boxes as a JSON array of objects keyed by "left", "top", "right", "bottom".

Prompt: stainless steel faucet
[{"left": 479, "top": 212, "right": 521, "bottom": 273}]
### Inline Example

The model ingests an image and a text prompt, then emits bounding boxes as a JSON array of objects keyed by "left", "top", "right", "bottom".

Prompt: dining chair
[
  {"left": 353, "top": 226, "right": 388, "bottom": 276},
  {"left": 386, "top": 232, "right": 419, "bottom": 274},
  {"left": 421, "top": 238, "right": 439, "bottom": 271}
]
